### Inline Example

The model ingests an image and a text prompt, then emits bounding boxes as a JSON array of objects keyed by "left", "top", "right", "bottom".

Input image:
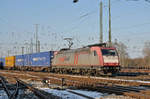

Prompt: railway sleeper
[
  {"left": 111, "top": 85, "right": 143, "bottom": 92},
  {"left": 124, "top": 91, "right": 150, "bottom": 99}
]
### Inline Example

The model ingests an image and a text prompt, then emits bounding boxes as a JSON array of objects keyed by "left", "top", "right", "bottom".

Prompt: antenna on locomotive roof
[{"left": 64, "top": 38, "right": 73, "bottom": 49}]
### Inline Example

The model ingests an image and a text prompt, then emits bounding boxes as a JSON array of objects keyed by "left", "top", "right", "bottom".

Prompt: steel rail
[
  {"left": 0, "top": 76, "right": 11, "bottom": 97},
  {"left": 67, "top": 90, "right": 95, "bottom": 99},
  {"left": 9, "top": 80, "right": 19, "bottom": 99},
  {"left": 16, "top": 78, "right": 61, "bottom": 99}
]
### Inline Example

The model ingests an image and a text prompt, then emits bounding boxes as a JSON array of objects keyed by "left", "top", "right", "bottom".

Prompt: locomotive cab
[
  {"left": 100, "top": 48, "right": 120, "bottom": 74},
  {"left": 90, "top": 45, "right": 120, "bottom": 74}
]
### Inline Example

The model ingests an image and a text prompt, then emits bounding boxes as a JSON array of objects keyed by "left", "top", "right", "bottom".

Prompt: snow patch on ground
[
  {"left": 41, "top": 88, "right": 103, "bottom": 99},
  {"left": 0, "top": 90, "right": 8, "bottom": 99}
]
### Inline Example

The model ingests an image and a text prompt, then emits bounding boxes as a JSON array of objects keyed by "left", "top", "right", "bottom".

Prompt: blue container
[
  {"left": 30, "top": 51, "right": 53, "bottom": 67},
  {"left": 0, "top": 58, "right": 5, "bottom": 67},
  {"left": 24, "top": 54, "right": 31, "bottom": 66},
  {"left": 15, "top": 55, "right": 24, "bottom": 66}
]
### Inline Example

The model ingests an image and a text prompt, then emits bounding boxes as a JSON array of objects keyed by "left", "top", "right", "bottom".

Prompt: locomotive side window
[
  {"left": 94, "top": 51, "right": 97, "bottom": 56},
  {"left": 101, "top": 49, "right": 117, "bottom": 56}
]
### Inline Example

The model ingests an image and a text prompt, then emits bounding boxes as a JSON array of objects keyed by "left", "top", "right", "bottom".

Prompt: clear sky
[{"left": 0, "top": 0, "right": 150, "bottom": 58}]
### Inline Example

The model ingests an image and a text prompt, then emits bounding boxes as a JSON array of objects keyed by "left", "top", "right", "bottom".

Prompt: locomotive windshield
[{"left": 101, "top": 49, "right": 117, "bottom": 56}]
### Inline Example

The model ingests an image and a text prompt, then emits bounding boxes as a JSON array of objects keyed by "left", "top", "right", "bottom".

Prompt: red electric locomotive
[{"left": 52, "top": 43, "right": 120, "bottom": 75}]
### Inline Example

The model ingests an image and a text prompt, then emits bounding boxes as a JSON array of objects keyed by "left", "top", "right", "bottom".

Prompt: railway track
[
  {"left": 0, "top": 76, "right": 61, "bottom": 99},
  {"left": 121, "top": 67, "right": 150, "bottom": 73},
  {"left": 0, "top": 70, "right": 150, "bottom": 99},
  {"left": 44, "top": 76, "right": 150, "bottom": 99},
  {"left": 1, "top": 70, "right": 150, "bottom": 87},
  {"left": 0, "top": 76, "right": 20, "bottom": 99}
]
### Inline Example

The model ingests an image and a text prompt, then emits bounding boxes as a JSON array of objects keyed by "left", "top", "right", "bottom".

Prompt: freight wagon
[
  {"left": 0, "top": 58, "right": 5, "bottom": 69},
  {"left": 30, "top": 51, "right": 53, "bottom": 67},
  {"left": 5, "top": 56, "right": 15, "bottom": 69},
  {"left": 15, "top": 51, "right": 54, "bottom": 71},
  {"left": 15, "top": 54, "right": 31, "bottom": 68},
  {"left": 15, "top": 55, "right": 24, "bottom": 66}
]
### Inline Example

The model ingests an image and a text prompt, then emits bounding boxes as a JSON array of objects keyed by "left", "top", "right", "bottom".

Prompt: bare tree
[
  {"left": 113, "top": 40, "right": 129, "bottom": 67},
  {"left": 143, "top": 42, "right": 150, "bottom": 57},
  {"left": 142, "top": 41, "right": 150, "bottom": 67}
]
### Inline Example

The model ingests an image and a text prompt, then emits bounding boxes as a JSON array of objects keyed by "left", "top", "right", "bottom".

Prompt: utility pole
[
  {"left": 108, "top": 0, "right": 112, "bottom": 46},
  {"left": 24, "top": 42, "right": 28, "bottom": 54},
  {"left": 8, "top": 50, "right": 10, "bottom": 57},
  {"left": 100, "top": 1, "right": 103, "bottom": 43},
  {"left": 30, "top": 38, "right": 33, "bottom": 54},
  {"left": 38, "top": 40, "right": 40, "bottom": 52},
  {"left": 35, "top": 24, "right": 39, "bottom": 53},
  {"left": 13, "top": 46, "right": 17, "bottom": 55},
  {"left": 0, "top": 47, "right": 1, "bottom": 58},
  {"left": 21, "top": 47, "right": 24, "bottom": 55}
]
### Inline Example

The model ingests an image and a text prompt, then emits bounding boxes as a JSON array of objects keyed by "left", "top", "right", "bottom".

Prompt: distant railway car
[
  {"left": 5, "top": 56, "right": 15, "bottom": 69},
  {"left": 0, "top": 58, "right": 5, "bottom": 69},
  {"left": 52, "top": 43, "right": 120, "bottom": 74}
]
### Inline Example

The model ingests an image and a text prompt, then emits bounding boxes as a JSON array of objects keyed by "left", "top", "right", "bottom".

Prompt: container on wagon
[
  {"left": 0, "top": 58, "right": 5, "bottom": 68},
  {"left": 30, "top": 51, "right": 54, "bottom": 67},
  {"left": 24, "top": 54, "right": 31, "bottom": 66},
  {"left": 5, "top": 56, "right": 15, "bottom": 67},
  {"left": 15, "top": 55, "right": 24, "bottom": 66}
]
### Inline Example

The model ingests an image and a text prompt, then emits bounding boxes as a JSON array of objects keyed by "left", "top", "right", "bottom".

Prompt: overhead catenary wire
[
  {"left": 63, "top": 0, "right": 129, "bottom": 41},
  {"left": 0, "top": 0, "right": 150, "bottom": 57},
  {"left": 113, "top": 22, "right": 150, "bottom": 31},
  {"left": 63, "top": 0, "right": 120, "bottom": 33},
  {"left": 126, "top": 0, "right": 150, "bottom": 3}
]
